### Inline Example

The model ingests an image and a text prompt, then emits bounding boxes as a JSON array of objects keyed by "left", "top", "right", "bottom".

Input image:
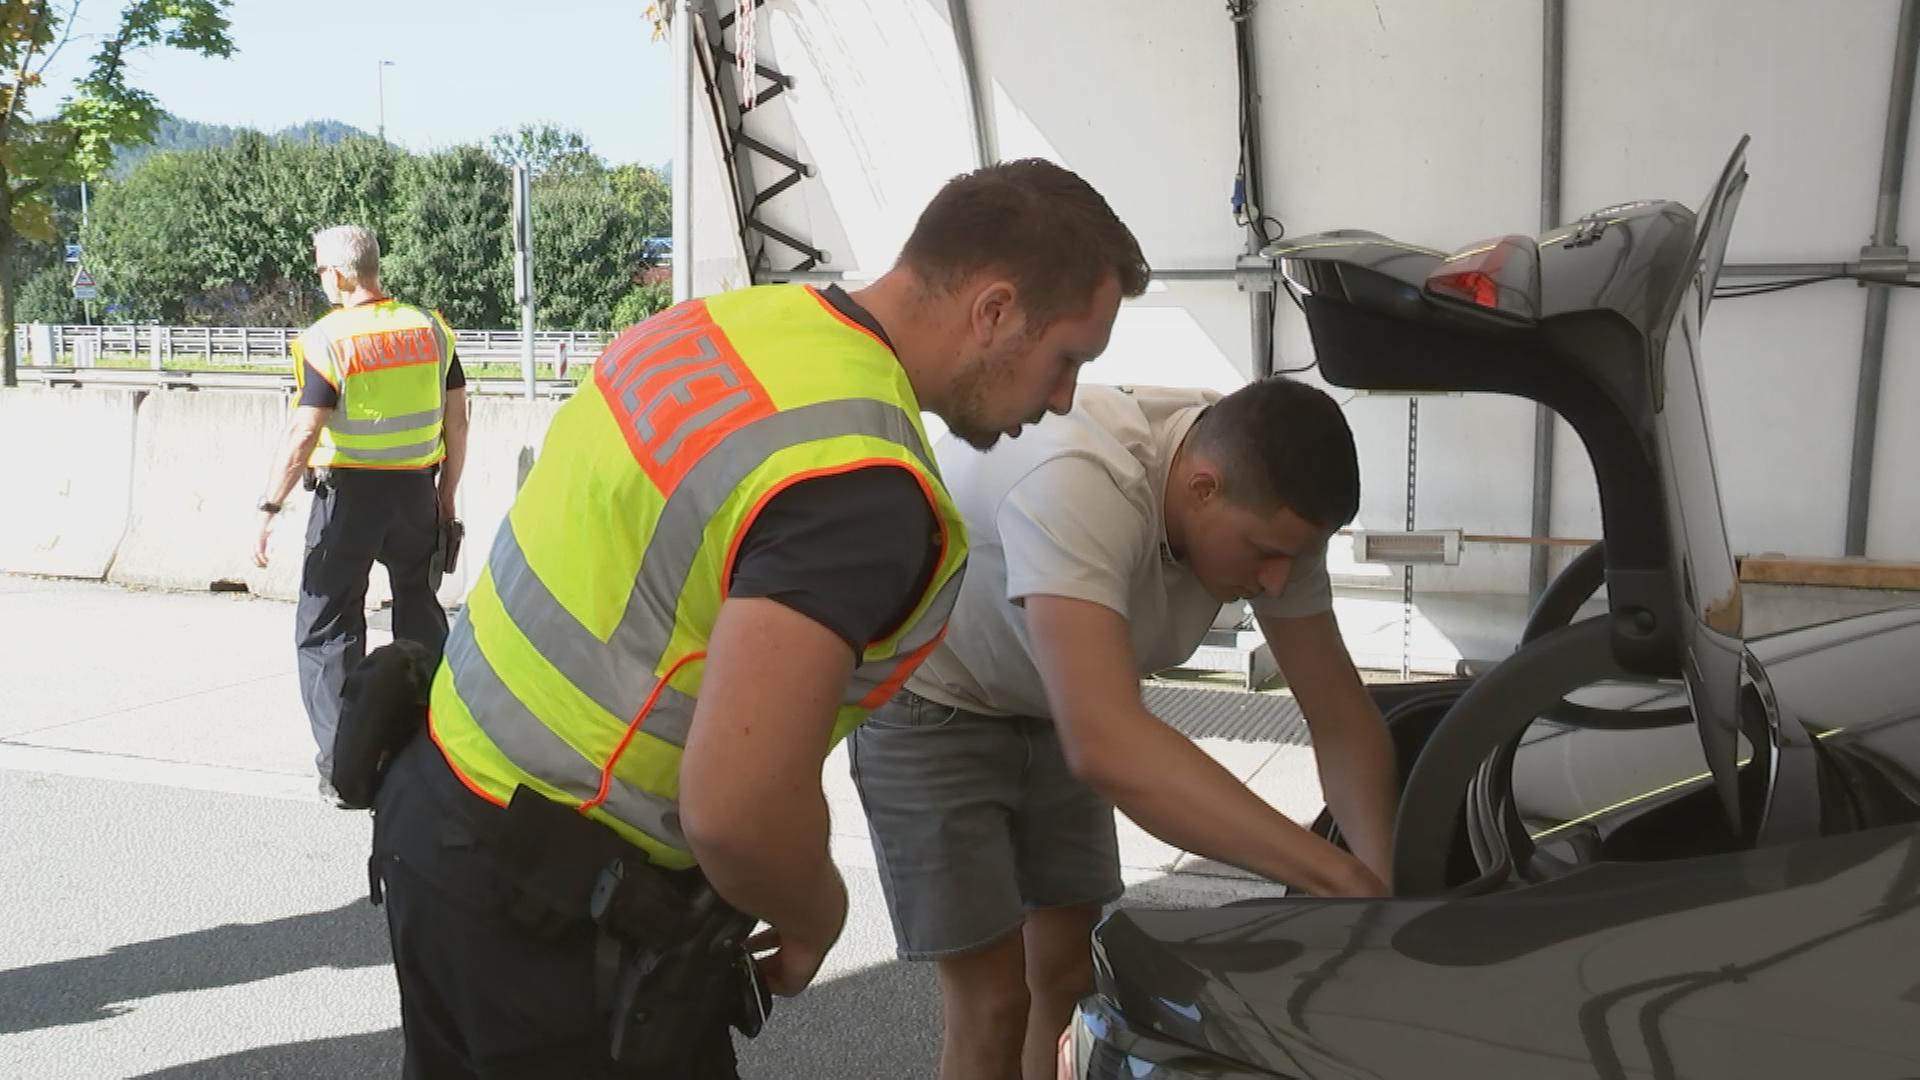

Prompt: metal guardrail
[
  {"left": 12, "top": 323, "right": 612, "bottom": 368},
  {"left": 13, "top": 366, "right": 580, "bottom": 398}
]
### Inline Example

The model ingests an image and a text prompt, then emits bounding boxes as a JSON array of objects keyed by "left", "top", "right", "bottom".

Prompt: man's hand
[
  {"left": 744, "top": 870, "right": 849, "bottom": 996},
  {"left": 253, "top": 512, "right": 276, "bottom": 568}
]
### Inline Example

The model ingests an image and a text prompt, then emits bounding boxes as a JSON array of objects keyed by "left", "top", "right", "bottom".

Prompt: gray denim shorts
[{"left": 848, "top": 689, "right": 1123, "bottom": 960}]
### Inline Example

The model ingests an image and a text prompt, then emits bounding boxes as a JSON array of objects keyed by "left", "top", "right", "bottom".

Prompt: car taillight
[{"left": 1423, "top": 233, "right": 1542, "bottom": 324}]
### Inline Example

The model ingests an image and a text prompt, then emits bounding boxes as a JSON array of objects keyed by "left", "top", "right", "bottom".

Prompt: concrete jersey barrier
[
  {"left": 9, "top": 383, "right": 571, "bottom": 611},
  {"left": 0, "top": 386, "right": 142, "bottom": 580},
  {"left": 107, "top": 388, "right": 315, "bottom": 599}
]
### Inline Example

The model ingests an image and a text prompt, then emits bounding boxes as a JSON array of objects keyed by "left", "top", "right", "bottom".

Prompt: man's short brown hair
[{"left": 898, "top": 158, "right": 1150, "bottom": 329}]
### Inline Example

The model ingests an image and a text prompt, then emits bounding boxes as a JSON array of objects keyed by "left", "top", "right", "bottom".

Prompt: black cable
[
  {"left": 1279, "top": 269, "right": 1306, "bottom": 314},
  {"left": 1712, "top": 274, "right": 1847, "bottom": 298},
  {"left": 1228, "top": 0, "right": 1301, "bottom": 378},
  {"left": 1713, "top": 272, "right": 1920, "bottom": 298},
  {"left": 1269, "top": 276, "right": 1317, "bottom": 376}
]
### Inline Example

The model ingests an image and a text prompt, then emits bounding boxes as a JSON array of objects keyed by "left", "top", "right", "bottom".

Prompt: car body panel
[
  {"left": 1088, "top": 824, "right": 1920, "bottom": 1079},
  {"left": 1070, "top": 139, "right": 1920, "bottom": 1077}
]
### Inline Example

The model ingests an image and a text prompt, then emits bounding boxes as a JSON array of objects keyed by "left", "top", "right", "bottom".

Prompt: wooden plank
[{"left": 1738, "top": 555, "right": 1920, "bottom": 591}]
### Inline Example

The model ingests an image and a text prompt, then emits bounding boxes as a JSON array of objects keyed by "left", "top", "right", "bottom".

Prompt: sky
[{"left": 34, "top": 0, "right": 675, "bottom": 166}]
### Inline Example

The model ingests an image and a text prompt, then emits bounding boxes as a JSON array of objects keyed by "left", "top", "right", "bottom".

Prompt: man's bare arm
[
  {"left": 1260, "top": 611, "right": 1399, "bottom": 885},
  {"left": 679, "top": 597, "right": 853, "bottom": 990},
  {"left": 1026, "top": 594, "right": 1384, "bottom": 897},
  {"left": 263, "top": 405, "right": 328, "bottom": 507},
  {"left": 253, "top": 406, "right": 328, "bottom": 568},
  {"left": 437, "top": 386, "right": 468, "bottom": 520}
]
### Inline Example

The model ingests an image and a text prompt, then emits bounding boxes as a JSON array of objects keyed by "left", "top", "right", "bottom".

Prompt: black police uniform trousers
[
  {"left": 297, "top": 466, "right": 446, "bottom": 782},
  {"left": 372, "top": 735, "right": 741, "bottom": 1079}
]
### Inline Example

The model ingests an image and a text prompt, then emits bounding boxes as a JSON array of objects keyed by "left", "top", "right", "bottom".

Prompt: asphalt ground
[{"left": 0, "top": 576, "right": 1308, "bottom": 1078}]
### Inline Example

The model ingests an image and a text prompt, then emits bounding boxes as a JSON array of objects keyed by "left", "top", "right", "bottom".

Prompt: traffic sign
[
  {"left": 64, "top": 243, "right": 82, "bottom": 264},
  {"left": 71, "top": 266, "right": 98, "bottom": 302}
]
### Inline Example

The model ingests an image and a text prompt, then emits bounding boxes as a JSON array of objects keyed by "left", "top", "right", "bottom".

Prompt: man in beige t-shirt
[{"left": 849, "top": 379, "right": 1397, "bottom": 1080}]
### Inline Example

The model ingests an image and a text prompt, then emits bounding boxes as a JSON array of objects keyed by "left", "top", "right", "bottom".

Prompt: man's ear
[
  {"left": 1188, "top": 467, "right": 1221, "bottom": 505},
  {"left": 969, "top": 278, "right": 1018, "bottom": 342}
]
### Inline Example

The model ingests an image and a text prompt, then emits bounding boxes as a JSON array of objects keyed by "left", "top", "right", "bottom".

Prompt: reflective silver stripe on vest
[
  {"left": 483, "top": 516, "right": 694, "bottom": 747},
  {"left": 454, "top": 397, "right": 936, "bottom": 834},
  {"left": 328, "top": 406, "right": 444, "bottom": 436},
  {"left": 842, "top": 562, "right": 964, "bottom": 705},
  {"left": 445, "top": 614, "right": 688, "bottom": 845},
  {"left": 429, "top": 317, "right": 453, "bottom": 413},
  {"left": 335, "top": 436, "right": 443, "bottom": 462},
  {"left": 428, "top": 317, "right": 454, "bottom": 381}
]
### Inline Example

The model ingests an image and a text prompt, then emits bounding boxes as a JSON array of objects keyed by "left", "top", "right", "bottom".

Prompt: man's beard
[
  {"left": 948, "top": 423, "right": 1003, "bottom": 452},
  {"left": 941, "top": 343, "right": 1025, "bottom": 451}
]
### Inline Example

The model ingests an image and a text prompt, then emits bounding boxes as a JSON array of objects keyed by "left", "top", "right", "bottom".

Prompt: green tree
[
  {"left": 81, "top": 149, "right": 221, "bottom": 322},
  {"left": 610, "top": 163, "right": 670, "bottom": 245},
  {"left": 256, "top": 136, "right": 406, "bottom": 323},
  {"left": 189, "top": 132, "right": 290, "bottom": 317},
  {"left": 385, "top": 145, "right": 511, "bottom": 329},
  {"left": 14, "top": 259, "right": 81, "bottom": 323},
  {"left": 84, "top": 134, "right": 415, "bottom": 327},
  {"left": 10, "top": 178, "right": 80, "bottom": 322},
  {"left": 1, "top": 0, "right": 236, "bottom": 385},
  {"left": 610, "top": 279, "right": 671, "bottom": 330},
  {"left": 531, "top": 175, "right": 643, "bottom": 330},
  {"left": 488, "top": 123, "right": 602, "bottom": 181}
]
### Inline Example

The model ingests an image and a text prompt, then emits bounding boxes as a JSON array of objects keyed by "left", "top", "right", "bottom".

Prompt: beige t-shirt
[{"left": 909, "top": 384, "right": 1332, "bottom": 719}]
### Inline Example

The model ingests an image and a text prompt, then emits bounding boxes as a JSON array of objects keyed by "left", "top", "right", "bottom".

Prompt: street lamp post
[{"left": 377, "top": 59, "right": 395, "bottom": 143}]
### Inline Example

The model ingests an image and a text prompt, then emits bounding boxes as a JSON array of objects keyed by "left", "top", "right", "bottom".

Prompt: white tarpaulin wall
[{"left": 679, "top": 0, "right": 1920, "bottom": 661}]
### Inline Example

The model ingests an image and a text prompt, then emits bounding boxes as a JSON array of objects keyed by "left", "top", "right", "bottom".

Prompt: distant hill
[
  {"left": 276, "top": 119, "right": 370, "bottom": 146},
  {"left": 110, "top": 116, "right": 374, "bottom": 178}
]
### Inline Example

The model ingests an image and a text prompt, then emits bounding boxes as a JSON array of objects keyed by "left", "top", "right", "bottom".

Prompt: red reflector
[
  {"left": 1423, "top": 234, "right": 1541, "bottom": 323},
  {"left": 1431, "top": 269, "right": 1501, "bottom": 308}
]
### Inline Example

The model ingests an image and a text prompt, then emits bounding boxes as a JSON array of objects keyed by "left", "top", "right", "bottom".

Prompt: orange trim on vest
[
  {"left": 582, "top": 648, "right": 707, "bottom": 814},
  {"left": 873, "top": 460, "right": 951, "bottom": 643},
  {"left": 718, "top": 458, "right": 943, "bottom": 626},
  {"left": 427, "top": 712, "right": 511, "bottom": 808},
  {"left": 595, "top": 301, "right": 777, "bottom": 497},
  {"left": 857, "top": 627, "right": 950, "bottom": 709},
  {"left": 804, "top": 286, "right": 893, "bottom": 354}
]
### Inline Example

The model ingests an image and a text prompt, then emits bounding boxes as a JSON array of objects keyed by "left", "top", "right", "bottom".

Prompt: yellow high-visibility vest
[
  {"left": 292, "top": 299, "right": 455, "bottom": 469},
  {"left": 428, "top": 285, "right": 970, "bottom": 868}
]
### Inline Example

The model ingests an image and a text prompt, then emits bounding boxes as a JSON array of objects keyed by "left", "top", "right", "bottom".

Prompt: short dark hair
[
  {"left": 1185, "top": 377, "right": 1361, "bottom": 529},
  {"left": 898, "top": 158, "right": 1151, "bottom": 328}
]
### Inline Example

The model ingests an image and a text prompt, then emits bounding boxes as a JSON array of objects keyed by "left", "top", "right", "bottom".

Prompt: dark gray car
[{"left": 1059, "top": 140, "right": 1920, "bottom": 1080}]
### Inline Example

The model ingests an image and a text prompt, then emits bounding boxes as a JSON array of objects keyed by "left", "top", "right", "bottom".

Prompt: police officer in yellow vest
[
  {"left": 253, "top": 225, "right": 469, "bottom": 804},
  {"left": 365, "top": 160, "right": 1148, "bottom": 1078}
]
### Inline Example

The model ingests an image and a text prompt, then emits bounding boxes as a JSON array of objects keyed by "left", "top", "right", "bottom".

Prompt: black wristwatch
[{"left": 256, "top": 496, "right": 282, "bottom": 515}]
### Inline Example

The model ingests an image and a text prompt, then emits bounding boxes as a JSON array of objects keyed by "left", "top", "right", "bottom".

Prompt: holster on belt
[
  {"left": 595, "top": 868, "right": 773, "bottom": 1071},
  {"left": 489, "top": 789, "right": 774, "bottom": 1066},
  {"left": 492, "top": 785, "right": 650, "bottom": 937}
]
